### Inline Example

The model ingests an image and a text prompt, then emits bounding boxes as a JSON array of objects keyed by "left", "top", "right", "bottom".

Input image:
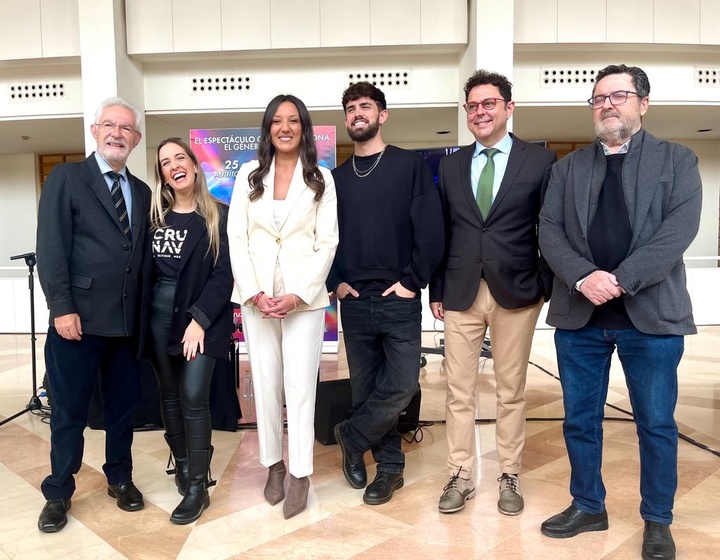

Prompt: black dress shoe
[
  {"left": 363, "top": 471, "right": 404, "bottom": 505},
  {"left": 108, "top": 481, "right": 144, "bottom": 511},
  {"left": 541, "top": 505, "right": 609, "bottom": 538},
  {"left": 642, "top": 521, "right": 676, "bottom": 560},
  {"left": 334, "top": 421, "right": 367, "bottom": 489},
  {"left": 38, "top": 498, "right": 71, "bottom": 533}
]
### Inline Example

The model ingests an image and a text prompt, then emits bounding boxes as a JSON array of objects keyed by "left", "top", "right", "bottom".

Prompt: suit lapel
[
  {"left": 260, "top": 160, "right": 281, "bottom": 234},
  {"left": 175, "top": 213, "right": 205, "bottom": 275},
  {"left": 489, "top": 138, "right": 528, "bottom": 219},
  {"left": 86, "top": 157, "right": 128, "bottom": 239},
  {"left": 128, "top": 172, "right": 145, "bottom": 250},
  {"left": 456, "top": 144, "right": 483, "bottom": 222},
  {"left": 277, "top": 159, "right": 309, "bottom": 231},
  {"left": 625, "top": 131, "right": 664, "bottom": 251},
  {"left": 572, "top": 143, "right": 604, "bottom": 239}
]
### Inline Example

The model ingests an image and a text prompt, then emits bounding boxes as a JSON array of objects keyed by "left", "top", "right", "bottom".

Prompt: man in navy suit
[
  {"left": 36, "top": 98, "right": 152, "bottom": 532},
  {"left": 430, "top": 70, "right": 556, "bottom": 516}
]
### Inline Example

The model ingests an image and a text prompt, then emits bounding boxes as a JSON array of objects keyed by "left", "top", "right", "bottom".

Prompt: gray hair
[{"left": 94, "top": 97, "right": 143, "bottom": 131}]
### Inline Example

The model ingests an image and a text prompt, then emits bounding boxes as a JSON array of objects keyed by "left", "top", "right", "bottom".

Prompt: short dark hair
[
  {"left": 593, "top": 64, "right": 651, "bottom": 98},
  {"left": 341, "top": 81, "right": 387, "bottom": 112},
  {"left": 463, "top": 70, "right": 513, "bottom": 102}
]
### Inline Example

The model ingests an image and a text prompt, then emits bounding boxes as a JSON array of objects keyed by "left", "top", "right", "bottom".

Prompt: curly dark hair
[
  {"left": 341, "top": 81, "right": 387, "bottom": 112},
  {"left": 463, "top": 70, "right": 513, "bottom": 102}
]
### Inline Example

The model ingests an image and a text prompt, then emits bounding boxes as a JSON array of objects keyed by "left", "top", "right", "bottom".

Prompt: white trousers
[{"left": 241, "top": 304, "right": 325, "bottom": 477}]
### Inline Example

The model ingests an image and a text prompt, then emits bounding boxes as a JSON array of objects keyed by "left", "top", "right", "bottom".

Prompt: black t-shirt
[{"left": 152, "top": 210, "right": 202, "bottom": 279}]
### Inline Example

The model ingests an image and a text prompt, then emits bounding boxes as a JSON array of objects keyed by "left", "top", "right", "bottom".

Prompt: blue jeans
[
  {"left": 555, "top": 326, "right": 683, "bottom": 524},
  {"left": 339, "top": 295, "right": 421, "bottom": 474}
]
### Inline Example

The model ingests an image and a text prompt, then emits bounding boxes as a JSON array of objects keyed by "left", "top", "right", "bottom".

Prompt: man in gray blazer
[
  {"left": 538, "top": 65, "right": 702, "bottom": 560},
  {"left": 430, "top": 70, "right": 556, "bottom": 516},
  {"left": 36, "top": 98, "right": 152, "bottom": 532}
]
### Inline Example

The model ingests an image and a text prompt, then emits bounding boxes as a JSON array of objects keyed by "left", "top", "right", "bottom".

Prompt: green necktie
[{"left": 476, "top": 148, "right": 499, "bottom": 219}]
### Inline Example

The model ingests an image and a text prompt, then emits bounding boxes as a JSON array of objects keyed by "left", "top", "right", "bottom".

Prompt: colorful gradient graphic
[
  {"left": 193, "top": 126, "right": 338, "bottom": 349},
  {"left": 189, "top": 126, "right": 336, "bottom": 204}
]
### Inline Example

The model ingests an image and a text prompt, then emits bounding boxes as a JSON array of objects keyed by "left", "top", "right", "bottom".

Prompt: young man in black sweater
[{"left": 329, "top": 82, "right": 444, "bottom": 505}]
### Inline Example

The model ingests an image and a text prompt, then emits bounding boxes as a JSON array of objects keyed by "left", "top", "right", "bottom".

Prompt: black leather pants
[{"left": 149, "top": 278, "right": 215, "bottom": 452}]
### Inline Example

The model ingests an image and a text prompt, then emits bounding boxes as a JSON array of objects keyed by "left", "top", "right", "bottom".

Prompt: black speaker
[
  {"left": 314, "top": 378, "right": 354, "bottom": 445},
  {"left": 397, "top": 385, "right": 422, "bottom": 433},
  {"left": 314, "top": 379, "right": 422, "bottom": 445}
]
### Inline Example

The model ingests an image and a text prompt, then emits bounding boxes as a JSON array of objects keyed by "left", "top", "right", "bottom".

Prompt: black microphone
[{"left": 10, "top": 252, "right": 37, "bottom": 266}]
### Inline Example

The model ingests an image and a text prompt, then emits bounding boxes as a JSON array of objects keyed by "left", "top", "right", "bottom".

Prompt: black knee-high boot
[
  {"left": 169, "top": 447, "right": 215, "bottom": 525},
  {"left": 164, "top": 433, "right": 189, "bottom": 495}
]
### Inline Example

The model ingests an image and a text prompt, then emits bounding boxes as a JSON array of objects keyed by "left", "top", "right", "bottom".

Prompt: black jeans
[
  {"left": 149, "top": 278, "right": 215, "bottom": 451},
  {"left": 339, "top": 295, "right": 421, "bottom": 474}
]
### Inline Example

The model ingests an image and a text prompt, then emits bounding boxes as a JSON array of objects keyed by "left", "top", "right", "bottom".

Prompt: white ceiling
[{"left": 1, "top": 104, "right": 718, "bottom": 157}]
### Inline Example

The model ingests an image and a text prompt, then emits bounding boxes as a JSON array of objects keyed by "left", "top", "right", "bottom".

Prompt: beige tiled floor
[{"left": 1, "top": 328, "right": 719, "bottom": 559}]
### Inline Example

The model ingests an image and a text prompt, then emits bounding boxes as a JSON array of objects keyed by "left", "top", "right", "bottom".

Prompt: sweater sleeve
[{"left": 400, "top": 157, "right": 445, "bottom": 292}]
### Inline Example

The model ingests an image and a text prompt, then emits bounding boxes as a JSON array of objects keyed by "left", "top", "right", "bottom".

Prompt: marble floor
[{"left": 1, "top": 327, "right": 719, "bottom": 559}]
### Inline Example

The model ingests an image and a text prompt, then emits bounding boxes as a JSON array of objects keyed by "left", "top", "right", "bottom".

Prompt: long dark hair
[{"left": 248, "top": 94, "right": 325, "bottom": 202}]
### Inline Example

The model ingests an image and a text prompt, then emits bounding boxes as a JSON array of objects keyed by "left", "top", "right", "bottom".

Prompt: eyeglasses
[
  {"left": 587, "top": 90, "right": 640, "bottom": 109},
  {"left": 463, "top": 98, "right": 506, "bottom": 113},
  {"left": 95, "top": 121, "right": 138, "bottom": 135}
]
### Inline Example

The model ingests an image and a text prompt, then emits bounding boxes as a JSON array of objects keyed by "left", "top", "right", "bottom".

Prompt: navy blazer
[
  {"left": 430, "top": 135, "right": 557, "bottom": 311},
  {"left": 539, "top": 129, "right": 702, "bottom": 335},
  {"left": 36, "top": 153, "right": 151, "bottom": 338},
  {"left": 144, "top": 203, "right": 234, "bottom": 361}
]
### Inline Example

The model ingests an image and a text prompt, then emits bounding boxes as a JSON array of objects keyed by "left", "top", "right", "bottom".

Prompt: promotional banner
[
  {"left": 189, "top": 126, "right": 336, "bottom": 204},
  {"left": 190, "top": 126, "right": 339, "bottom": 352}
]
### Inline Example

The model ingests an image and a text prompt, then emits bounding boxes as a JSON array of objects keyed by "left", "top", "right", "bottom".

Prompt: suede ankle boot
[
  {"left": 283, "top": 475, "right": 310, "bottom": 519},
  {"left": 170, "top": 447, "right": 214, "bottom": 525},
  {"left": 264, "top": 460, "right": 287, "bottom": 505}
]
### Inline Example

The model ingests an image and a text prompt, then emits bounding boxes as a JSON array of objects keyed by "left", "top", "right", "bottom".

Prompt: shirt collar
[
  {"left": 473, "top": 132, "right": 513, "bottom": 157},
  {"left": 599, "top": 138, "right": 631, "bottom": 155},
  {"left": 94, "top": 152, "right": 128, "bottom": 180}
]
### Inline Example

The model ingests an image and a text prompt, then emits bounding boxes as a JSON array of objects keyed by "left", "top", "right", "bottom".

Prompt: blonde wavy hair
[{"left": 151, "top": 138, "right": 223, "bottom": 263}]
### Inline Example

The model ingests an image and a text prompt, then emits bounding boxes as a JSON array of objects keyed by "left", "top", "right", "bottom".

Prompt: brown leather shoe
[
  {"left": 264, "top": 460, "right": 287, "bottom": 505},
  {"left": 283, "top": 475, "right": 309, "bottom": 519}
]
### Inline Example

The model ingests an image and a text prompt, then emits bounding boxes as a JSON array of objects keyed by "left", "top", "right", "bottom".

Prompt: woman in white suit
[{"left": 228, "top": 94, "right": 338, "bottom": 519}]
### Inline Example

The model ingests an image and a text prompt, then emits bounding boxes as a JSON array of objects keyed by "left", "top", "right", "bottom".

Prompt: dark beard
[{"left": 346, "top": 119, "right": 380, "bottom": 143}]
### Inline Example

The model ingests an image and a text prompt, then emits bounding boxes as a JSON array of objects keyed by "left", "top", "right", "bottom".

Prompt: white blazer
[{"left": 228, "top": 158, "right": 338, "bottom": 311}]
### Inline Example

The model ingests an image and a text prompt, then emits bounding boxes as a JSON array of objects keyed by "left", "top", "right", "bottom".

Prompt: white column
[
  {"left": 457, "top": 0, "right": 515, "bottom": 145},
  {"left": 77, "top": 0, "right": 147, "bottom": 181}
]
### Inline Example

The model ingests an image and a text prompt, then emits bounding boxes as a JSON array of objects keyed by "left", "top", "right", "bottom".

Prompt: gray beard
[{"left": 595, "top": 116, "right": 640, "bottom": 147}]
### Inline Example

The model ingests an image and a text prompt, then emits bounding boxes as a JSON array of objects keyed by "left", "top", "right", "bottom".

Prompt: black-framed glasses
[
  {"left": 587, "top": 90, "right": 640, "bottom": 109},
  {"left": 463, "top": 98, "right": 506, "bottom": 113},
  {"left": 95, "top": 121, "right": 138, "bottom": 135}
]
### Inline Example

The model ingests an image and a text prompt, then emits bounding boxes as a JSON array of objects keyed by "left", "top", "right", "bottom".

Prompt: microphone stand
[{"left": 0, "top": 252, "right": 43, "bottom": 427}]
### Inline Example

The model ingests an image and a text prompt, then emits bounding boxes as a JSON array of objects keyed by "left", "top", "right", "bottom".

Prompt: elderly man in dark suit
[
  {"left": 36, "top": 97, "right": 152, "bottom": 533},
  {"left": 430, "top": 70, "right": 556, "bottom": 516},
  {"left": 539, "top": 65, "right": 702, "bottom": 560}
]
